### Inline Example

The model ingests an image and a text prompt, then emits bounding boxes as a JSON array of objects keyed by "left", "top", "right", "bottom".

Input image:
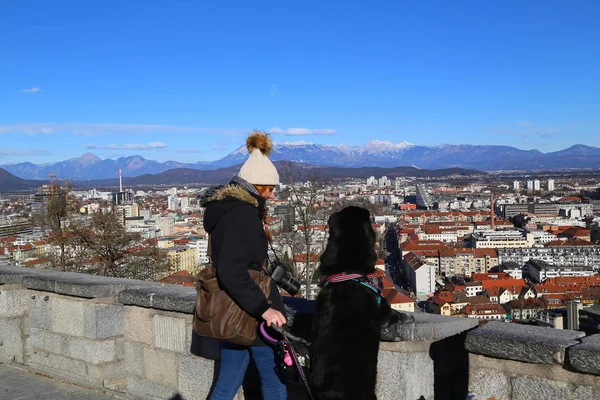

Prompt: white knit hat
[{"left": 238, "top": 131, "right": 280, "bottom": 185}]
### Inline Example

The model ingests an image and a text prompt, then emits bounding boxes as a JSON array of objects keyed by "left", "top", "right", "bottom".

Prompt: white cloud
[
  {"left": 0, "top": 123, "right": 248, "bottom": 136},
  {"left": 85, "top": 142, "right": 168, "bottom": 150},
  {"left": 21, "top": 87, "right": 42, "bottom": 93},
  {"left": 267, "top": 127, "right": 337, "bottom": 136},
  {"left": 175, "top": 149, "right": 206, "bottom": 154},
  {"left": 0, "top": 149, "right": 51, "bottom": 156},
  {"left": 517, "top": 121, "right": 533, "bottom": 126}
]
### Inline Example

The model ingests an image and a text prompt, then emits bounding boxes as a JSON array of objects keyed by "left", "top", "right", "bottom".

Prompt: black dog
[{"left": 310, "top": 206, "right": 400, "bottom": 400}]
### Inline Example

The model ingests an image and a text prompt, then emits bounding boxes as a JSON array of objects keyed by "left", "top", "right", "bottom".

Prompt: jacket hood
[{"left": 201, "top": 183, "right": 261, "bottom": 234}]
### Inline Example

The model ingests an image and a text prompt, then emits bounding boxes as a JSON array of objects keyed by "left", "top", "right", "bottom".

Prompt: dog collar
[{"left": 322, "top": 272, "right": 382, "bottom": 304}]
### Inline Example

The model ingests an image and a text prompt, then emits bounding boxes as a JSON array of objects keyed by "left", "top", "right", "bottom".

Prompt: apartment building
[
  {"left": 404, "top": 252, "right": 436, "bottom": 295},
  {"left": 470, "top": 229, "right": 534, "bottom": 248},
  {"left": 498, "top": 245, "right": 600, "bottom": 268},
  {"left": 166, "top": 246, "right": 198, "bottom": 272}
]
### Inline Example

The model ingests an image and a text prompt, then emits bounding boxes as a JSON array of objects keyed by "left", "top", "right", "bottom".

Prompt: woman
[{"left": 201, "top": 131, "right": 287, "bottom": 400}]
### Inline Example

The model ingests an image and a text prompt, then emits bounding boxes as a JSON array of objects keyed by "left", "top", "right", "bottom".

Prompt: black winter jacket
[{"left": 201, "top": 180, "right": 286, "bottom": 345}]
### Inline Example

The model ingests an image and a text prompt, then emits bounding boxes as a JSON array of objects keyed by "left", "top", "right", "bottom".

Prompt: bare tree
[
  {"left": 68, "top": 208, "right": 169, "bottom": 280},
  {"left": 276, "top": 162, "right": 329, "bottom": 299},
  {"left": 31, "top": 182, "right": 73, "bottom": 271}
]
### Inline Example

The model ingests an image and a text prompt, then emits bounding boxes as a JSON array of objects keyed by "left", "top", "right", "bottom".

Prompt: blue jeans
[{"left": 209, "top": 344, "right": 287, "bottom": 400}]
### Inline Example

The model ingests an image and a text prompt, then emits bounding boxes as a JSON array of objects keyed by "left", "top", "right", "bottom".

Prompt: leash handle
[
  {"left": 259, "top": 322, "right": 280, "bottom": 344},
  {"left": 284, "top": 335, "right": 315, "bottom": 400}
]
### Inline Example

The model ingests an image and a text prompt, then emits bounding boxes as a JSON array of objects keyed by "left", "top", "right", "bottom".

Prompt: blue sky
[{"left": 1, "top": 0, "right": 599, "bottom": 164}]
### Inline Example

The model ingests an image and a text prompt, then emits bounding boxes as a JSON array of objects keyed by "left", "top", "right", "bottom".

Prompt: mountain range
[
  {"left": 2, "top": 141, "right": 600, "bottom": 181},
  {"left": 0, "top": 162, "right": 484, "bottom": 192}
]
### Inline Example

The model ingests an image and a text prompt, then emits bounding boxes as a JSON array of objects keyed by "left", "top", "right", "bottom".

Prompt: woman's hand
[{"left": 261, "top": 308, "right": 287, "bottom": 327}]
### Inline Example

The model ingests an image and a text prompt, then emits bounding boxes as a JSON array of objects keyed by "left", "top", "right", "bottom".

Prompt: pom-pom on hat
[{"left": 238, "top": 130, "right": 280, "bottom": 185}]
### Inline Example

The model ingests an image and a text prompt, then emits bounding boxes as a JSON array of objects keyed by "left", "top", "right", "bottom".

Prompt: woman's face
[{"left": 259, "top": 185, "right": 276, "bottom": 200}]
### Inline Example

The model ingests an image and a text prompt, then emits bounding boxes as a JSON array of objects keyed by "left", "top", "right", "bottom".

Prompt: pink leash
[{"left": 259, "top": 322, "right": 314, "bottom": 400}]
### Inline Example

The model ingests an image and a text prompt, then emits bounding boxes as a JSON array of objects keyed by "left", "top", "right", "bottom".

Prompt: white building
[
  {"left": 527, "top": 181, "right": 534, "bottom": 191},
  {"left": 404, "top": 252, "right": 436, "bottom": 295},
  {"left": 366, "top": 176, "right": 377, "bottom": 186},
  {"left": 513, "top": 181, "right": 520, "bottom": 191},
  {"left": 534, "top": 180, "right": 541, "bottom": 191},
  {"left": 471, "top": 229, "right": 534, "bottom": 248},
  {"left": 547, "top": 179, "right": 555, "bottom": 191}
]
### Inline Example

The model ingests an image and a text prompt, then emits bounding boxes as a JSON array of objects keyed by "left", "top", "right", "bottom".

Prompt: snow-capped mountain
[{"left": 2, "top": 142, "right": 600, "bottom": 180}]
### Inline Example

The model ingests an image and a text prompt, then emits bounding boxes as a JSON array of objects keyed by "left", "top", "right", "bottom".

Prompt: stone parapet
[
  {"left": 465, "top": 321, "right": 600, "bottom": 399},
  {"left": 0, "top": 265, "right": 480, "bottom": 400}
]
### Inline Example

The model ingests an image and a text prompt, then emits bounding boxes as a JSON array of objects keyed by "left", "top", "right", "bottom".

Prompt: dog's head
[{"left": 319, "top": 206, "right": 377, "bottom": 276}]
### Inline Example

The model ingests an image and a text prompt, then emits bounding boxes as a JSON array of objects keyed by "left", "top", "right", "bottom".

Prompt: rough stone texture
[
  {"left": 178, "top": 355, "right": 215, "bottom": 400},
  {"left": 127, "top": 376, "right": 178, "bottom": 400},
  {"left": 118, "top": 285, "right": 196, "bottom": 314},
  {"left": 28, "top": 328, "right": 64, "bottom": 355},
  {"left": 0, "top": 264, "right": 54, "bottom": 284},
  {"left": 510, "top": 375, "right": 571, "bottom": 400},
  {"left": 51, "top": 297, "right": 85, "bottom": 336},
  {"left": 28, "top": 293, "right": 53, "bottom": 330},
  {"left": 376, "top": 347, "right": 434, "bottom": 400},
  {"left": 0, "top": 317, "right": 23, "bottom": 363},
  {"left": 0, "top": 364, "right": 117, "bottom": 400},
  {"left": 64, "top": 336, "right": 119, "bottom": 364},
  {"left": 568, "top": 334, "right": 600, "bottom": 375},
  {"left": 29, "top": 351, "right": 87, "bottom": 381},
  {"left": 86, "top": 360, "right": 125, "bottom": 382},
  {"left": 572, "top": 385, "right": 598, "bottom": 400},
  {"left": 381, "top": 312, "right": 478, "bottom": 342},
  {"left": 465, "top": 321, "right": 584, "bottom": 364},
  {"left": 468, "top": 367, "right": 510, "bottom": 399},
  {"left": 0, "top": 287, "right": 29, "bottom": 317},
  {"left": 125, "top": 341, "right": 145, "bottom": 377},
  {"left": 20, "top": 268, "right": 158, "bottom": 299},
  {"left": 154, "top": 314, "right": 187, "bottom": 353},
  {"left": 125, "top": 306, "right": 155, "bottom": 345},
  {"left": 84, "top": 303, "right": 124, "bottom": 339},
  {"left": 143, "top": 346, "right": 178, "bottom": 387}
]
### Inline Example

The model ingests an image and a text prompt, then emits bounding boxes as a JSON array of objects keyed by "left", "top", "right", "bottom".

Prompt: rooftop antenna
[{"left": 119, "top": 167, "right": 123, "bottom": 193}]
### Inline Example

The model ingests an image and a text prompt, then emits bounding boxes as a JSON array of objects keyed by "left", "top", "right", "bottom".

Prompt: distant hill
[
  {"left": 75, "top": 162, "right": 485, "bottom": 188},
  {"left": 0, "top": 168, "right": 41, "bottom": 192}
]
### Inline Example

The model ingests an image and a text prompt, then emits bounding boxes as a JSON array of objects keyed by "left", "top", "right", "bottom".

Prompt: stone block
[
  {"left": 0, "top": 288, "right": 29, "bottom": 318},
  {"left": 51, "top": 297, "right": 85, "bottom": 336},
  {"left": 0, "top": 264, "right": 54, "bottom": 284},
  {"left": 127, "top": 376, "right": 178, "bottom": 400},
  {"left": 178, "top": 355, "right": 215, "bottom": 400},
  {"left": 119, "top": 285, "right": 196, "bottom": 314},
  {"left": 143, "top": 346, "right": 178, "bottom": 386},
  {"left": 154, "top": 314, "right": 187, "bottom": 353},
  {"left": 468, "top": 367, "right": 509, "bottom": 399},
  {"left": 86, "top": 359, "right": 125, "bottom": 381},
  {"left": 28, "top": 328, "right": 64, "bottom": 354},
  {"left": 510, "top": 375, "right": 571, "bottom": 400},
  {"left": 29, "top": 350, "right": 87, "bottom": 379},
  {"left": 376, "top": 348, "right": 434, "bottom": 400},
  {"left": 20, "top": 268, "right": 157, "bottom": 299},
  {"left": 0, "top": 317, "right": 23, "bottom": 363},
  {"left": 381, "top": 312, "right": 478, "bottom": 342},
  {"left": 125, "top": 341, "right": 145, "bottom": 377},
  {"left": 64, "top": 336, "right": 119, "bottom": 364},
  {"left": 465, "top": 321, "right": 584, "bottom": 364},
  {"left": 28, "top": 293, "right": 52, "bottom": 330},
  {"left": 84, "top": 303, "right": 124, "bottom": 339},
  {"left": 568, "top": 334, "right": 600, "bottom": 375},
  {"left": 572, "top": 385, "right": 598, "bottom": 400},
  {"left": 125, "top": 306, "right": 155, "bottom": 345}
]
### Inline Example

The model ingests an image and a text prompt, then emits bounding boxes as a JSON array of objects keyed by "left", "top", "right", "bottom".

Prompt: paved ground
[{"left": 0, "top": 364, "right": 121, "bottom": 400}]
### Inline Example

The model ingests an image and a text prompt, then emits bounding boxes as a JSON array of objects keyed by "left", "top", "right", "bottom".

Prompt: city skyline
[{"left": 2, "top": 1, "right": 600, "bottom": 164}]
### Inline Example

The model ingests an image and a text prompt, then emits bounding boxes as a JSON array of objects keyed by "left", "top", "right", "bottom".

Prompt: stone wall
[
  {"left": 465, "top": 321, "right": 600, "bottom": 399},
  {"left": 0, "top": 265, "right": 481, "bottom": 400}
]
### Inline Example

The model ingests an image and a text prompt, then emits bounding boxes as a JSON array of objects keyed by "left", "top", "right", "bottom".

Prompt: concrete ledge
[
  {"left": 465, "top": 321, "right": 585, "bottom": 365},
  {"left": 382, "top": 312, "right": 479, "bottom": 342},
  {"left": 1, "top": 265, "right": 159, "bottom": 299},
  {"left": 118, "top": 285, "right": 196, "bottom": 314},
  {"left": 568, "top": 334, "right": 600, "bottom": 376}
]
